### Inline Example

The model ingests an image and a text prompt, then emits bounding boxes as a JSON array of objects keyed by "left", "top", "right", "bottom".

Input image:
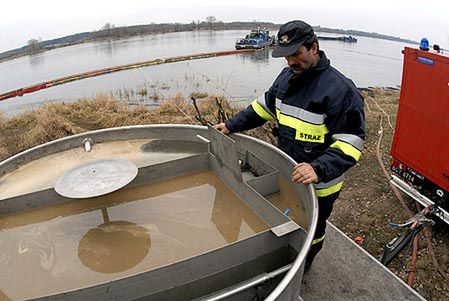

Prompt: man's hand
[
  {"left": 292, "top": 163, "right": 318, "bottom": 184},
  {"left": 213, "top": 123, "right": 230, "bottom": 134}
]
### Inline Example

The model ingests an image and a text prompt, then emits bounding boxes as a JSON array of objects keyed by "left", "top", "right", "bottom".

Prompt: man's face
[{"left": 285, "top": 44, "right": 317, "bottom": 75}]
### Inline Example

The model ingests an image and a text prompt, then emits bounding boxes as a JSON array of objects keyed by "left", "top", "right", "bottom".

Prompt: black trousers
[{"left": 305, "top": 191, "right": 340, "bottom": 267}]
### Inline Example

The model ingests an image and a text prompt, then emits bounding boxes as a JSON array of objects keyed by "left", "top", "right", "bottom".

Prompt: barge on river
[{"left": 317, "top": 35, "right": 358, "bottom": 43}]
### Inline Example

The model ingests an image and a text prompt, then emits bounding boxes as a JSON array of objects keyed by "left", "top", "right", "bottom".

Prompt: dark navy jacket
[{"left": 225, "top": 51, "right": 365, "bottom": 197}]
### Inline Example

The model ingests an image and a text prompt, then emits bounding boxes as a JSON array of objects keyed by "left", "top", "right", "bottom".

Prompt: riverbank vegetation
[{"left": 0, "top": 94, "right": 241, "bottom": 161}]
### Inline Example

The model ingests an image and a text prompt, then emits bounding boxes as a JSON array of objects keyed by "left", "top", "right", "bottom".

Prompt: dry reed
[{"left": 0, "top": 93, "right": 250, "bottom": 161}]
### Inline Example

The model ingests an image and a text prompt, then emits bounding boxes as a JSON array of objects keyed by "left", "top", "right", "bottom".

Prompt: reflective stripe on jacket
[{"left": 226, "top": 51, "right": 365, "bottom": 197}]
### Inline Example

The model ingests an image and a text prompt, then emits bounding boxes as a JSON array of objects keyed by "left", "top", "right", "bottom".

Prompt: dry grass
[
  {"left": 189, "top": 92, "right": 209, "bottom": 99},
  {"left": 0, "top": 93, "right": 248, "bottom": 162},
  {"left": 0, "top": 111, "right": 8, "bottom": 160}
]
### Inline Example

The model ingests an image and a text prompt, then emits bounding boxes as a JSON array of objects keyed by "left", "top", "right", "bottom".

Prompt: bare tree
[
  {"left": 206, "top": 16, "right": 216, "bottom": 23},
  {"left": 206, "top": 16, "right": 217, "bottom": 29},
  {"left": 27, "top": 38, "right": 42, "bottom": 53},
  {"left": 101, "top": 23, "right": 115, "bottom": 37},
  {"left": 102, "top": 23, "right": 115, "bottom": 31},
  {"left": 191, "top": 20, "right": 200, "bottom": 31}
]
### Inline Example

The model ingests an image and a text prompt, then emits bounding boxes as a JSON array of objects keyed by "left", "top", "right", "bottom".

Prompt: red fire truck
[{"left": 390, "top": 46, "right": 449, "bottom": 224}]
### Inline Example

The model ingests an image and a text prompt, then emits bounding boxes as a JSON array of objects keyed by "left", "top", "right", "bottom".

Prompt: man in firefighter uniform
[{"left": 214, "top": 20, "right": 365, "bottom": 270}]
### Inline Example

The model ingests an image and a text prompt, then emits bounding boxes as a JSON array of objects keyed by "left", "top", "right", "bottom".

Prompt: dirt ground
[
  {"left": 0, "top": 89, "right": 448, "bottom": 300},
  {"left": 333, "top": 88, "right": 449, "bottom": 301}
]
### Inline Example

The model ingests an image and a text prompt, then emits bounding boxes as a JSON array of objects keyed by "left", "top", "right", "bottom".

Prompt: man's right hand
[{"left": 213, "top": 123, "right": 230, "bottom": 134}]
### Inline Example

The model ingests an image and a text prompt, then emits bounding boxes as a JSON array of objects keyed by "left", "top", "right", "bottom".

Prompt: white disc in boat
[{"left": 54, "top": 159, "right": 138, "bottom": 198}]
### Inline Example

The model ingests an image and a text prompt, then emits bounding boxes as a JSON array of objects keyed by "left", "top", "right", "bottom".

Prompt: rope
[
  {"left": 324, "top": 47, "right": 402, "bottom": 62},
  {"left": 370, "top": 96, "right": 393, "bottom": 130}
]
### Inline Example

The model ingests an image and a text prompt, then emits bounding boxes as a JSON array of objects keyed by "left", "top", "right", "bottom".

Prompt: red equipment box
[{"left": 390, "top": 47, "right": 449, "bottom": 217}]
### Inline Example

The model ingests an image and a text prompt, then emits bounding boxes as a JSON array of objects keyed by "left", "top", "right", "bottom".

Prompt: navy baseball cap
[{"left": 272, "top": 20, "right": 315, "bottom": 58}]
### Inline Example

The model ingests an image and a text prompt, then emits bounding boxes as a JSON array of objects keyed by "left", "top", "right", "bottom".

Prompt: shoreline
[
  {"left": 0, "top": 27, "right": 276, "bottom": 64},
  {"left": 0, "top": 22, "right": 418, "bottom": 64},
  {"left": 0, "top": 86, "right": 400, "bottom": 118}
]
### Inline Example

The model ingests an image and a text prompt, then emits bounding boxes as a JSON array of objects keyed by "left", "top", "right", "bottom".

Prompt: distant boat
[
  {"left": 235, "top": 29, "right": 275, "bottom": 50},
  {"left": 318, "top": 35, "right": 358, "bottom": 43}
]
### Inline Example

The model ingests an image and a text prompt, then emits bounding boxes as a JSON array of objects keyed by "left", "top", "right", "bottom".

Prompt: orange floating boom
[{"left": 0, "top": 49, "right": 255, "bottom": 101}]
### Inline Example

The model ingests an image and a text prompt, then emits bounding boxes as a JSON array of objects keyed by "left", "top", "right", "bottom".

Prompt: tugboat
[{"left": 235, "top": 29, "right": 275, "bottom": 50}]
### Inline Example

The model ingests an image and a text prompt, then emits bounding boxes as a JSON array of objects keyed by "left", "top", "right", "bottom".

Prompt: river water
[{"left": 0, "top": 30, "right": 413, "bottom": 115}]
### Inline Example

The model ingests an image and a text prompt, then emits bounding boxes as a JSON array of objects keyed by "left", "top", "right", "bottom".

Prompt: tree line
[{"left": 90, "top": 17, "right": 277, "bottom": 39}]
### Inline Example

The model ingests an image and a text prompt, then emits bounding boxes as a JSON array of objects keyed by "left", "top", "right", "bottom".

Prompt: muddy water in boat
[
  {"left": 267, "top": 176, "right": 308, "bottom": 230},
  {"left": 0, "top": 170, "right": 269, "bottom": 300}
]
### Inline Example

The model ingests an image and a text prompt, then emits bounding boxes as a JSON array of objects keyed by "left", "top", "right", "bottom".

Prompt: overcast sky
[{"left": 1, "top": 0, "right": 448, "bottom": 53}]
